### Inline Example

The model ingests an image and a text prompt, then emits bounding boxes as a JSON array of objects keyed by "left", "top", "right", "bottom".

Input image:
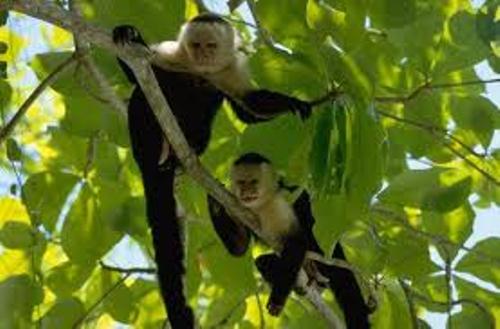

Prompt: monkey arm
[
  {"left": 226, "top": 90, "right": 312, "bottom": 123},
  {"left": 207, "top": 194, "right": 251, "bottom": 256},
  {"left": 264, "top": 232, "right": 308, "bottom": 316}
]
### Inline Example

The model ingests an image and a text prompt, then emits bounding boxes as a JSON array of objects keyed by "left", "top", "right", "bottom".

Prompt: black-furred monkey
[
  {"left": 208, "top": 153, "right": 371, "bottom": 328},
  {"left": 113, "top": 13, "right": 324, "bottom": 329}
]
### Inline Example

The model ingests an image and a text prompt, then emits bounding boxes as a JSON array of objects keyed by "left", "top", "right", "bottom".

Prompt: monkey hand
[
  {"left": 266, "top": 300, "right": 284, "bottom": 316},
  {"left": 112, "top": 25, "right": 148, "bottom": 48},
  {"left": 289, "top": 98, "right": 312, "bottom": 121}
]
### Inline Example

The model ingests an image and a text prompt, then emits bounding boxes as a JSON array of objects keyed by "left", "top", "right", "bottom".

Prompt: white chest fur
[{"left": 256, "top": 196, "right": 298, "bottom": 250}]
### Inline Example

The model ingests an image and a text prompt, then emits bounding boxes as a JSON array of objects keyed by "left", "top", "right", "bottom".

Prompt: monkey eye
[
  {"left": 207, "top": 42, "right": 217, "bottom": 49},
  {"left": 250, "top": 179, "right": 258, "bottom": 185},
  {"left": 191, "top": 42, "right": 201, "bottom": 49}
]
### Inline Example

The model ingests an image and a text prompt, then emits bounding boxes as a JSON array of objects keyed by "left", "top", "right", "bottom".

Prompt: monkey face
[
  {"left": 180, "top": 22, "right": 235, "bottom": 73},
  {"left": 231, "top": 163, "right": 277, "bottom": 210}
]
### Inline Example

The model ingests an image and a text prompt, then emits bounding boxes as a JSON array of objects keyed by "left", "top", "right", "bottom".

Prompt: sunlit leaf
[
  {"left": 450, "top": 95, "right": 499, "bottom": 149},
  {"left": 379, "top": 168, "right": 471, "bottom": 212},
  {"left": 0, "top": 275, "right": 43, "bottom": 329},
  {"left": 0, "top": 221, "right": 32, "bottom": 249},
  {"left": 23, "top": 171, "right": 79, "bottom": 232},
  {"left": 5, "top": 138, "right": 21, "bottom": 162},
  {"left": 46, "top": 261, "right": 93, "bottom": 297},
  {"left": 61, "top": 184, "right": 122, "bottom": 265},
  {"left": 368, "top": 0, "right": 417, "bottom": 28},
  {"left": 40, "top": 297, "right": 85, "bottom": 329},
  {"left": 455, "top": 238, "right": 500, "bottom": 289},
  {"left": 371, "top": 279, "right": 412, "bottom": 329}
]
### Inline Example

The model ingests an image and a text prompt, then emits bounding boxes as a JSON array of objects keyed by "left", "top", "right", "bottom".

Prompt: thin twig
[
  {"left": 444, "top": 252, "right": 453, "bottom": 329},
  {"left": 375, "top": 78, "right": 500, "bottom": 104},
  {"left": 0, "top": 54, "right": 78, "bottom": 144},
  {"left": 377, "top": 110, "right": 486, "bottom": 159},
  {"left": 399, "top": 279, "right": 419, "bottom": 329},
  {"left": 245, "top": 0, "right": 275, "bottom": 49},
  {"left": 377, "top": 110, "right": 499, "bottom": 186},
  {"left": 83, "top": 134, "right": 97, "bottom": 179},
  {"left": 444, "top": 144, "right": 500, "bottom": 186},
  {"left": 254, "top": 290, "right": 265, "bottom": 329},
  {"left": 405, "top": 283, "right": 495, "bottom": 329},
  {"left": 72, "top": 273, "right": 130, "bottom": 328},
  {"left": 371, "top": 206, "right": 500, "bottom": 267},
  {"left": 99, "top": 261, "right": 156, "bottom": 274}
]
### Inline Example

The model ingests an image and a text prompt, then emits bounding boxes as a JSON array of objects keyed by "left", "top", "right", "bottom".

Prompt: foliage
[{"left": 0, "top": 0, "right": 499, "bottom": 328}]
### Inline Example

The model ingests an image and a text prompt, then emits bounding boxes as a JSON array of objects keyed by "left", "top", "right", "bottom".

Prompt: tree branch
[
  {"left": 4, "top": 0, "right": 261, "bottom": 235},
  {"left": 0, "top": 53, "right": 77, "bottom": 144}
]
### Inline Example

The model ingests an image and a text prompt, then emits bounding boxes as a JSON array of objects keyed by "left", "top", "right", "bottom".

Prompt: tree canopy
[{"left": 0, "top": 0, "right": 499, "bottom": 328}]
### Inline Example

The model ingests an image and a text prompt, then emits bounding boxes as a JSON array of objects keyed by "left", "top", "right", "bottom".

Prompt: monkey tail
[
  {"left": 141, "top": 166, "right": 194, "bottom": 329},
  {"left": 320, "top": 244, "right": 371, "bottom": 329}
]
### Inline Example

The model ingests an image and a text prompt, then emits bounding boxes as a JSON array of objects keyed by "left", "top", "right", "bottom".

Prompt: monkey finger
[{"left": 267, "top": 301, "right": 284, "bottom": 316}]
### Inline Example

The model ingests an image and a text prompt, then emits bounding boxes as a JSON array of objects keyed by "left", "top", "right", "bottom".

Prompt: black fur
[
  {"left": 113, "top": 22, "right": 313, "bottom": 329},
  {"left": 189, "top": 13, "right": 228, "bottom": 24},
  {"left": 207, "top": 154, "right": 371, "bottom": 327}
]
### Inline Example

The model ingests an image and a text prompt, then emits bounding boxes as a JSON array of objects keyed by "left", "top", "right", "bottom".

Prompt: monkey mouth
[{"left": 241, "top": 196, "right": 258, "bottom": 203}]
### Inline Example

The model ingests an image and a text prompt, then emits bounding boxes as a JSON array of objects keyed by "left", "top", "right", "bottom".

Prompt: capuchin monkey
[
  {"left": 208, "top": 153, "right": 371, "bottom": 328},
  {"left": 113, "top": 13, "right": 326, "bottom": 329}
]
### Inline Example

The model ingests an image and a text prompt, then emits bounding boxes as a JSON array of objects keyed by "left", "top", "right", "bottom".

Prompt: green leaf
[
  {"left": 0, "top": 221, "right": 33, "bottom": 249},
  {"left": 40, "top": 297, "right": 85, "bottom": 329},
  {"left": 0, "top": 11, "right": 8, "bottom": 26},
  {"left": 23, "top": 171, "right": 80, "bottom": 232},
  {"left": 382, "top": 229, "right": 438, "bottom": 279},
  {"left": 343, "top": 228, "right": 386, "bottom": 274},
  {"left": 450, "top": 95, "right": 498, "bottom": 149},
  {"left": 203, "top": 243, "right": 255, "bottom": 295},
  {"left": 61, "top": 184, "right": 122, "bottom": 265},
  {"left": 448, "top": 305, "right": 493, "bottom": 329},
  {"left": 412, "top": 274, "right": 449, "bottom": 313},
  {"left": 0, "top": 275, "right": 43, "bottom": 328},
  {"left": 0, "top": 80, "right": 11, "bottom": 112},
  {"left": 255, "top": 0, "right": 309, "bottom": 43},
  {"left": 455, "top": 237, "right": 500, "bottom": 289},
  {"left": 6, "top": 138, "right": 22, "bottom": 162},
  {"left": 85, "top": 0, "right": 185, "bottom": 41},
  {"left": 454, "top": 277, "right": 499, "bottom": 326},
  {"left": 0, "top": 42, "right": 7, "bottom": 54},
  {"left": 434, "top": 11, "right": 490, "bottom": 75},
  {"left": 30, "top": 53, "right": 128, "bottom": 146},
  {"left": 422, "top": 202, "right": 474, "bottom": 258},
  {"left": 379, "top": 168, "right": 471, "bottom": 212},
  {"left": 309, "top": 107, "right": 335, "bottom": 192},
  {"left": 0, "top": 61, "right": 6, "bottom": 79},
  {"left": 203, "top": 292, "right": 246, "bottom": 327},
  {"left": 46, "top": 261, "right": 93, "bottom": 297},
  {"left": 368, "top": 0, "right": 417, "bottom": 28},
  {"left": 371, "top": 280, "right": 412, "bottom": 329},
  {"left": 104, "top": 281, "right": 139, "bottom": 324},
  {"left": 386, "top": 10, "right": 444, "bottom": 74},
  {"left": 240, "top": 116, "right": 310, "bottom": 172}
]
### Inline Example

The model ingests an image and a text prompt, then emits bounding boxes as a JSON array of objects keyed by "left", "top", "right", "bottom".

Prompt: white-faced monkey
[
  {"left": 113, "top": 13, "right": 326, "bottom": 329},
  {"left": 208, "top": 153, "right": 371, "bottom": 328}
]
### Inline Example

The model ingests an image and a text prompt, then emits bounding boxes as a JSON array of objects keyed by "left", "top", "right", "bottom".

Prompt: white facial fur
[
  {"left": 230, "top": 163, "right": 278, "bottom": 210},
  {"left": 178, "top": 21, "right": 237, "bottom": 74}
]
